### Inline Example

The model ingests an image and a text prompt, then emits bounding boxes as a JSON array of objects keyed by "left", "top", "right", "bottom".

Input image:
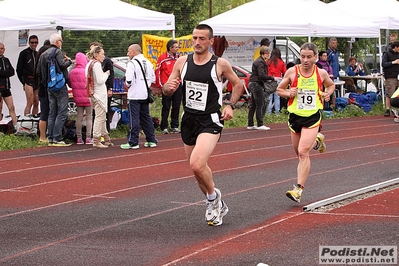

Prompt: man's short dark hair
[
  {"left": 166, "top": 39, "right": 178, "bottom": 51},
  {"left": 391, "top": 41, "right": 399, "bottom": 49},
  {"left": 260, "top": 38, "right": 270, "bottom": 46},
  {"left": 29, "top": 35, "right": 38, "bottom": 42},
  {"left": 195, "top": 24, "right": 213, "bottom": 39}
]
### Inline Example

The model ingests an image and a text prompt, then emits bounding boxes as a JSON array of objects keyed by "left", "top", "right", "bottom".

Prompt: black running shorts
[
  {"left": 181, "top": 111, "right": 223, "bottom": 146},
  {"left": 288, "top": 110, "right": 322, "bottom": 134}
]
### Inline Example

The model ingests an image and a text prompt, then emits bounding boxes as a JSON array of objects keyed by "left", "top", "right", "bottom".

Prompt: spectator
[
  {"left": 386, "top": 33, "right": 398, "bottom": 51},
  {"left": 37, "top": 33, "right": 72, "bottom": 146},
  {"left": 120, "top": 44, "right": 157, "bottom": 150},
  {"left": 34, "top": 39, "right": 51, "bottom": 143},
  {"left": 316, "top": 51, "right": 334, "bottom": 79},
  {"left": 382, "top": 41, "right": 399, "bottom": 117},
  {"left": 69, "top": 52, "right": 93, "bottom": 145},
  {"left": 317, "top": 50, "right": 335, "bottom": 108},
  {"left": 266, "top": 48, "right": 286, "bottom": 114},
  {"left": 89, "top": 42, "right": 114, "bottom": 132},
  {"left": 253, "top": 38, "right": 270, "bottom": 62},
  {"left": 345, "top": 57, "right": 366, "bottom": 77},
  {"left": 327, "top": 37, "right": 340, "bottom": 79},
  {"left": 247, "top": 46, "right": 276, "bottom": 130},
  {"left": 17, "top": 35, "right": 39, "bottom": 116},
  {"left": 155, "top": 39, "right": 182, "bottom": 134},
  {"left": 0, "top": 42, "right": 17, "bottom": 128},
  {"left": 86, "top": 45, "right": 111, "bottom": 148}
]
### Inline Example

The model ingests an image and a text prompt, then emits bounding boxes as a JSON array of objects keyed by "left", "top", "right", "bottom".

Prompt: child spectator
[{"left": 69, "top": 52, "right": 93, "bottom": 144}]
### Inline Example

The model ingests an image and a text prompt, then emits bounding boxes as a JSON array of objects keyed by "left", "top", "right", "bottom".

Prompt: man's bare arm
[{"left": 162, "top": 56, "right": 186, "bottom": 96}]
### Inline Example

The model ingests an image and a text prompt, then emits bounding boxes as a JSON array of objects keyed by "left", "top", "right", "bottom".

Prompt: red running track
[{"left": 0, "top": 115, "right": 398, "bottom": 265}]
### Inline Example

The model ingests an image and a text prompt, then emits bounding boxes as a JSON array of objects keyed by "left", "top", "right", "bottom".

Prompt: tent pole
[
  {"left": 56, "top": 26, "right": 63, "bottom": 36},
  {"left": 378, "top": 33, "right": 385, "bottom": 107}
]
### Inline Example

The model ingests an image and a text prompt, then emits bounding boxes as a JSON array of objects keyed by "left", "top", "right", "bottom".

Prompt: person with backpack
[{"left": 36, "top": 33, "right": 72, "bottom": 147}]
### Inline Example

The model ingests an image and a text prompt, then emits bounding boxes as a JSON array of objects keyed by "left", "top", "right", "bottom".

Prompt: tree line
[{"left": 60, "top": 0, "right": 396, "bottom": 73}]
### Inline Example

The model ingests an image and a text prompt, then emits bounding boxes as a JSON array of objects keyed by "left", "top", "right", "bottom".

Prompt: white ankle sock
[{"left": 207, "top": 191, "right": 217, "bottom": 201}]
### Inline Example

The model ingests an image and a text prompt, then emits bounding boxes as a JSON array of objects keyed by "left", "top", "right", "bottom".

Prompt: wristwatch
[{"left": 226, "top": 102, "right": 236, "bottom": 110}]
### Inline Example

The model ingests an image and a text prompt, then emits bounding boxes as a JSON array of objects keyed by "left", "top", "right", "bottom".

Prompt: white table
[{"left": 334, "top": 80, "right": 345, "bottom": 97}]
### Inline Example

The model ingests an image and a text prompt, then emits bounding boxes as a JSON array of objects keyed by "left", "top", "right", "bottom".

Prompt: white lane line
[
  {"left": 2, "top": 139, "right": 399, "bottom": 193},
  {"left": 2, "top": 146, "right": 399, "bottom": 219},
  {"left": 161, "top": 212, "right": 304, "bottom": 266},
  {"left": 72, "top": 194, "right": 116, "bottom": 199}
]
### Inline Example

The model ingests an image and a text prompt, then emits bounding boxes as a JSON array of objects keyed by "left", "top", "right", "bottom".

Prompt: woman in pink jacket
[{"left": 69, "top": 52, "right": 93, "bottom": 144}]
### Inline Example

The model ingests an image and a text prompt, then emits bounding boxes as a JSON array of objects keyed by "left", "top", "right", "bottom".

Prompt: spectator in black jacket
[
  {"left": 90, "top": 42, "right": 114, "bottom": 132},
  {"left": 0, "top": 42, "right": 17, "bottom": 128},
  {"left": 17, "top": 35, "right": 39, "bottom": 116},
  {"left": 382, "top": 41, "right": 399, "bottom": 117},
  {"left": 247, "top": 46, "right": 278, "bottom": 130}
]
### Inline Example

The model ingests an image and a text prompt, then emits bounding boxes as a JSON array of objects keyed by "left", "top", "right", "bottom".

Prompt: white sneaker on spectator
[
  {"left": 247, "top": 126, "right": 256, "bottom": 130},
  {"left": 256, "top": 125, "right": 270, "bottom": 130}
]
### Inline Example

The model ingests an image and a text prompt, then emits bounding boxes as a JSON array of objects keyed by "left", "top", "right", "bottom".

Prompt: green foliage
[{"left": 0, "top": 134, "right": 41, "bottom": 151}]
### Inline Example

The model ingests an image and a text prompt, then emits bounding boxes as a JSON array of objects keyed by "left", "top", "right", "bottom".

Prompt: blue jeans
[
  {"left": 266, "top": 92, "right": 280, "bottom": 114},
  {"left": 47, "top": 87, "right": 69, "bottom": 142},
  {"left": 248, "top": 82, "right": 265, "bottom": 127},
  {"left": 127, "top": 100, "right": 157, "bottom": 146}
]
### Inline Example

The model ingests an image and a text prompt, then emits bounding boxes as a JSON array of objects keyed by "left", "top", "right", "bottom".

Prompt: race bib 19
[{"left": 297, "top": 89, "right": 316, "bottom": 110}]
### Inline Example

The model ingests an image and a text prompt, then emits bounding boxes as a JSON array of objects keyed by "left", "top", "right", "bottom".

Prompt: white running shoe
[
  {"left": 247, "top": 126, "right": 256, "bottom": 130},
  {"left": 391, "top": 108, "right": 399, "bottom": 118},
  {"left": 256, "top": 125, "right": 271, "bottom": 130},
  {"left": 205, "top": 188, "right": 225, "bottom": 226}
]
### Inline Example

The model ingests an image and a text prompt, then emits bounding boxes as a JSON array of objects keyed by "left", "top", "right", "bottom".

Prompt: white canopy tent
[
  {"left": 0, "top": 0, "right": 175, "bottom": 32},
  {"left": 200, "top": 0, "right": 380, "bottom": 38},
  {"left": 0, "top": 0, "right": 175, "bottom": 115},
  {"left": 200, "top": 0, "right": 386, "bottom": 103},
  {"left": 329, "top": 0, "right": 399, "bottom": 30}
]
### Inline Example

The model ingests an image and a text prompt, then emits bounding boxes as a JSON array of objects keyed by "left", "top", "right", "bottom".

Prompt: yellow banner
[{"left": 142, "top": 34, "right": 193, "bottom": 68}]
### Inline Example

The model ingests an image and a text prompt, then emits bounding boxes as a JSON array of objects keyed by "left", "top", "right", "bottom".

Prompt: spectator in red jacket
[{"left": 155, "top": 39, "right": 182, "bottom": 134}]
